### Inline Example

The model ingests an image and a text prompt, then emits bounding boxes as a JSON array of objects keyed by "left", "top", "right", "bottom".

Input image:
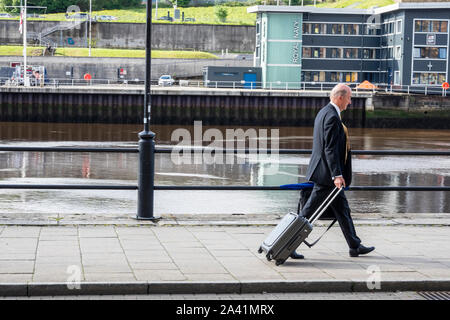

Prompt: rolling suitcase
[{"left": 258, "top": 186, "right": 342, "bottom": 266}]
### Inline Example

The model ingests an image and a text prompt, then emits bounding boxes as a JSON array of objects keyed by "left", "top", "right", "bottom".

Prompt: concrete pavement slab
[{"left": 0, "top": 222, "right": 449, "bottom": 296}]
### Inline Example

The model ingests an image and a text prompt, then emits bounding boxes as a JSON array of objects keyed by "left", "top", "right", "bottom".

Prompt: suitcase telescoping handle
[{"left": 308, "top": 187, "right": 343, "bottom": 225}]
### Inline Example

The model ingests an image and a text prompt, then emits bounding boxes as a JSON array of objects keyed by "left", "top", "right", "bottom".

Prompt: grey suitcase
[{"left": 258, "top": 187, "right": 342, "bottom": 266}]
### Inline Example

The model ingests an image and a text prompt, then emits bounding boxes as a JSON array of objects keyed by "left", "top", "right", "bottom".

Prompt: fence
[
  {"left": 0, "top": 146, "right": 449, "bottom": 219},
  {"left": 1, "top": 77, "right": 448, "bottom": 96}
]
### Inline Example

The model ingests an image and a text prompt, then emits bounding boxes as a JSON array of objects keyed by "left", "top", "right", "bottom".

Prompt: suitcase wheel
[
  {"left": 266, "top": 253, "right": 272, "bottom": 261},
  {"left": 275, "top": 259, "right": 285, "bottom": 266},
  {"left": 257, "top": 247, "right": 263, "bottom": 254}
]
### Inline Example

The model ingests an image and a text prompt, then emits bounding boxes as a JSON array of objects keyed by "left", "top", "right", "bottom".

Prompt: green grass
[
  {"left": 0, "top": 45, "right": 218, "bottom": 59},
  {"left": 316, "top": 0, "right": 395, "bottom": 9},
  {"left": 0, "top": 0, "right": 396, "bottom": 25},
  {"left": 0, "top": 6, "right": 257, "bottom": 25}
]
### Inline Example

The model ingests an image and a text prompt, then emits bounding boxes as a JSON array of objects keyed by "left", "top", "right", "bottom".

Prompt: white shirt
[
  {"left": 330, "top": 102, "right": 341, "bottom": 119},
  {"left": 329, "top": 101, "right": 343, "bottom": 180}
]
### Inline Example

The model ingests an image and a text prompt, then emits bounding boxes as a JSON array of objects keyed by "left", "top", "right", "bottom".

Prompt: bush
[{"left": 214, "top": 6, "right": 228, "bottom": 22}]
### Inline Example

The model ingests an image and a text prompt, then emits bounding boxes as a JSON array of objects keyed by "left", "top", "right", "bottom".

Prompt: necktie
[{"left": 340, "top": 115, "right": 350, "bottom": 164}]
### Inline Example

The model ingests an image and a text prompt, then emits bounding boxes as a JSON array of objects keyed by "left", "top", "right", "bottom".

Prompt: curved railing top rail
[{"left": 0, "top": 146, "right": 449, "bottom": 156}]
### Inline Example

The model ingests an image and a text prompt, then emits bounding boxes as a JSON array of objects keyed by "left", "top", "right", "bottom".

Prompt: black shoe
[
  {"left": 349, "top": 245, "right": 375, "bottom": 257},
  {"left": 290, "top": 251, "right": 305, "bottom": 260}
]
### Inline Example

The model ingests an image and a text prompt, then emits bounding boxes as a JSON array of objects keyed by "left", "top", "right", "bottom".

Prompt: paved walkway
[{"left": 0, "top": 218, "right": 449, "bottom": 296}]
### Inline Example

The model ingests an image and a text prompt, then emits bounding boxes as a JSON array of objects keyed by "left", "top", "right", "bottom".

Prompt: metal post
[
  {"left": 137, "top": 0, "right": 157, "bottom": 221},
  {"left": 89, "top": 0, "right": 92, "bottom": 57}
]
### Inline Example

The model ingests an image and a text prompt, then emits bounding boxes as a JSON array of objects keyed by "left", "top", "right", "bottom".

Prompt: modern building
[{"left": 248, "top": 2, "right": 450, "bottom": 89}]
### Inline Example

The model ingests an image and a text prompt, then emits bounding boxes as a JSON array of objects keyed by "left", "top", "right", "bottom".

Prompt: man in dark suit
[{"left": 290, "top": 84, "right": 375, "bottom": 260}]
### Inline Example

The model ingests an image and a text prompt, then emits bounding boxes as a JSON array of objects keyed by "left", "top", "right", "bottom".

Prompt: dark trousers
[{"left": 300, "top": 183, "right": 361, "bottom": 249}]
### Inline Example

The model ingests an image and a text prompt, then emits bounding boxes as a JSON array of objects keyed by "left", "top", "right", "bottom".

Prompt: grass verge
[{"left": 0, "top": 45, "right": 218, "bottom": 59}]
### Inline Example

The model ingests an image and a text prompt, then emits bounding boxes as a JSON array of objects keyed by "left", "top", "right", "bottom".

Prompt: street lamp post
[
  {"left": 89, "top": 0, "right": 92, "bottom": 57},
  {"left": 137, "top": 0, "right": 157, "bottom": 220}
]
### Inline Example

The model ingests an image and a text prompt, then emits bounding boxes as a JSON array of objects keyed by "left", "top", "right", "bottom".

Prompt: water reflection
[{"left": 0, "top": 122, "right": 449, "bottom": 216}]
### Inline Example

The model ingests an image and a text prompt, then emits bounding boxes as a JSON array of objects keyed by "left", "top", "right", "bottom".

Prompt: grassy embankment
[
  {"left": 0, "top": 0, "right": 396, "bottom": 25},
  {"left": 0, "top": 45, "right": 218, "bottom": 59}
]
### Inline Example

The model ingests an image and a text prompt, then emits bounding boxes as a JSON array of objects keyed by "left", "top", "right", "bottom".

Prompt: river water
[{"left": 0, "top": 122, "right": 449, "bottom": 218}]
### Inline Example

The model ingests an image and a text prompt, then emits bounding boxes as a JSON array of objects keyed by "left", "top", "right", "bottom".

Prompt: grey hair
[{"left": 330, "top": 84, "right": 350, "bottom": 99}]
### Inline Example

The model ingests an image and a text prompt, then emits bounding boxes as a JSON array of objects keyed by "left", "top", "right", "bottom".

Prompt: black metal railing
[{"left": 0, "top": 146, "right": 449, "bottom": 193}]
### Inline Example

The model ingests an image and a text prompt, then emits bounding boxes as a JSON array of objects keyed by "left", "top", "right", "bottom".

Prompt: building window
[
  {"left": 329, "top": 72, "right": 357, "bottom": 83},
  {"left": 343, "top": 48, "right": 358, "bottom": 59},
  {"left": 396, "top": 20, "right": 402, "bottom": 34},
  {"left": 311, "top": 23, "right": 326, "bottom": 34},
  {"left": 312, "top": 48, "right": 326, "bottom": 58},
  {"left": 331, "top": 24, "right": 343, "bottom": 35},
  {"left": 344, "top": 24, "right": 359, "bottom": 35},
  {"left": 302, "top": 47, "right": 311, "bottom": 58},
  {"left": 303, "top": 71, "right": 325, "bottom": 82},
  {"left": 415, "top": 20, "right": 449, "bottom": 33},
  {"left": 329, "top": 48, "right": 343, "bottom": 58},
  {"left": 303, "top": 23, "right": 311, "bottom": 34},
  {"left": 412, "top": 73, "right": 446, "bottom": 85},
  {"left": 395, "top": 46, "right": 402, "bottom": 60},
  {"left": 394, "top": 71, "right": 401, "bottom": 85},
  {"left": 415, "top": 47, "right": 447, "bottom": 59},
  {"left": 363, "top": 49, "right": 376, "bottom": 59}
]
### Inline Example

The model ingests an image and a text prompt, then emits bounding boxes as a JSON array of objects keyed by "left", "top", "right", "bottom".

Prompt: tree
[
  {"left": 167, "top": 0, "right": 191, "bottom": 8},
  {"left": 214, "top": 6, "right": 228, "bottom": 23},
  {"left": 0, "top": 0, "right": 144, "bottom": 14},
  {"left": 1, "top": 0, "right": 22, "bottom": 13}
]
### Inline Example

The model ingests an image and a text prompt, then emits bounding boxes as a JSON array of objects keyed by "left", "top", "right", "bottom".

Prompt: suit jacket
[{"left": 305, "top": 103, "right": 352, "bottom": 187}]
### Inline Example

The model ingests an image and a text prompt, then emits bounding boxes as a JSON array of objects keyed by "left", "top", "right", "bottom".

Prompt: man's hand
[{"left": 334, "top": 176, "right": 346, "bottom": 189}]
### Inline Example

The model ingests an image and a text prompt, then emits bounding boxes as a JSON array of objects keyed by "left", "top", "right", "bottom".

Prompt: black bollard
[
  {"left": 136, "top": 0, "right": 158, "bottom": 221},
  {"left": 137, "top": 130, "right": 157, "bottom": 220}
]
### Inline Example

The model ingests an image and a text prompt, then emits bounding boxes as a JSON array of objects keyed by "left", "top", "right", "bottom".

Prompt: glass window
[
  {"left": 432, "top": 21, "right": 441, "bottom": 33},
  {"left": 328, "top": 48, "right": 342, "bottom": 58},
  {"left": 414, "top": 73, "right": 446, "bottom": 85},
  {"left": 396, "top": 20, "right": 402, "bottom": 34},
  {"left": 303, "top": 23, "right": 311, "bottom": 34},
  {"left": 310, "top": 48, "right": 325, "bottom": 58},
  {"left": 330, "top": 72, "right": 337, "bottom": 82},
  {"left": 363, "top": 49, "right": 375, "bottom": 59},
  {"left": 343, "top": 48, "right": 358, "bottom": 59},
  {"left": 302, "top": 47, "right": 311, "bottom": 58},
  {"left": 344, "top": 24, "right": 358, "bottom": 35},
  {"left": 415, "top": 21, "right": 421, "bottom": 32},
  {"left": 418, "top": 47, "right": 446, "bottom": 59},
  {"left": 441, "top": 21, "right": 448, "bottom": 33},
  {"left": 394, "top": 71, "right": 400, "bottom": 85},
  {"left": 422, "top": 20, "right": 430, "bottom": 32},
  {"left": 331, "top": 24, "right": 342, "bottom": 34},
  {"left": 312, "top": 23, "right": 325, "bottom": 34},
  {"left": 395, "top": 46, "right": 402, "bottom": 60}
]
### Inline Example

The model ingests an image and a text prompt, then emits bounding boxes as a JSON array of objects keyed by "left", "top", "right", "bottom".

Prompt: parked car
[
  {"left": 95, "top": 15, "right": 117, "bottom": 21},
  {"left": 184, "top": 18, "right": 196, "bottom": 22},
  {"left": 158, "top": 75, "right": 174, "bottom": 86},
  {"left": 158, "top": 16, "right": 173, "bottom": 22},
  {"left": 66, "top": 13, "right": 88, "bottom": 20},
  {"left": 0, "top": 13, "right": 12, "bottom": 18}
]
